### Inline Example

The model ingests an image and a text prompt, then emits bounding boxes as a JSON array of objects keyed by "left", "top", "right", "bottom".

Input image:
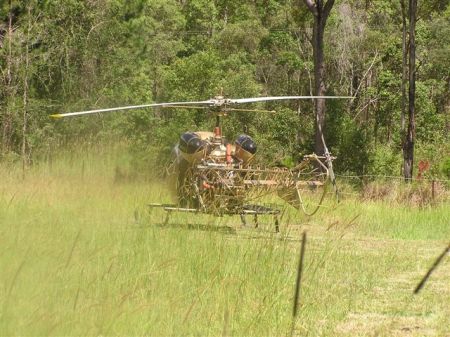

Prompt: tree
[
  {"left": 400, "top": 0, "right": 408, "bottom": 134},
  {"left": 302, "top": 0, "right": 335, "bottom": 156},
  {"left": 21, "top": 4, "right": 31, "bottom": 177},
  {"left": 1, "top": 0, "right": 14, "bottom": 155},
  {"left": 403, "top": 0, "right": 417, "bottom": 180}
]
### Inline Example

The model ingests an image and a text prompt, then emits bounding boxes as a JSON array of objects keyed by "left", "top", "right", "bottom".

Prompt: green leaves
[{"left": 0, "top": 0, "right": 448, "bottom": 179}]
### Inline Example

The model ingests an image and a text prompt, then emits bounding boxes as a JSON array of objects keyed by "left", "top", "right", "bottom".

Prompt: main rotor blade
[
  {"left": 229, "top": 96, "right": 354, "bottom": 104},
  {"left": 225, "top": 108, "right": 276, "bottom": 113},
  {"left": 50, "top": 100, "right": 215, "bottom": 118},
  {"left": 50, "top": 95, "right": 355, "bottom": 118}
]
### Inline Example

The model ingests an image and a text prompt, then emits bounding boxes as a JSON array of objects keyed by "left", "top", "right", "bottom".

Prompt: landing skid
[
  {"left": 240, "top": 204, "right": 280, "bottom": 232},
  {"left": 148, "top": 203, "right": 281, "bottom": 232}
]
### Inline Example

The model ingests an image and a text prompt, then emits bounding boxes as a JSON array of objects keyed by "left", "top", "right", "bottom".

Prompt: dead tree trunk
[
  {"left": 303, "top": 0, "right": 335, "bottom": 155},
  {"left": 403, "top": 0, "right": 417, "bottom": 180}
]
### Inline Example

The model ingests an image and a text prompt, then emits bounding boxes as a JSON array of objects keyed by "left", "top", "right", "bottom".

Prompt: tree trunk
[
  {"left": 403, "top": 0, "right": 417, "bottom": 181},
  {"left": 400, "top": 0, "right": 408, "bottom": 134},
  {"left": 22, "top": 5, "right": 32, "bottom": 178},
  {"left": 303, "top": 0, "right": 335, "bottom": 156},
  {"left": 2, "top": 0, "right": 13, "bottom": 154},
  {"left": 313, "top": 17, "right": 327, "bottom": 155}
]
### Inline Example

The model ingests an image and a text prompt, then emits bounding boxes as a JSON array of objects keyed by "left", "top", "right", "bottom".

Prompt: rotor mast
[{"left": 214, "top": 114, "right": 221, "bottom": 138}]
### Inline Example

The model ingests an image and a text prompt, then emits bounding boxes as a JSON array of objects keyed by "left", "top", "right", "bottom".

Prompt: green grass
[
  {"left": 1, "top": 149, "right": 449, "bottom": 336},
  {"left": 320, "top": 200, "right": 450, "bottom": 240}
]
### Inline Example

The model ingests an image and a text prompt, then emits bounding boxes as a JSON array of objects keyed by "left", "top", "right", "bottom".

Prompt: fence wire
[
  {"left": 328, "top": 173, "right": 450, "bottom": 203},
  {"left": 335, "top": 174, "right": 450, "bottom": 183}
]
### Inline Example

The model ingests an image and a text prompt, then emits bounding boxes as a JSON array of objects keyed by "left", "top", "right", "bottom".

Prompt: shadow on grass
[{"left": 139, "top": 222, "right": 237, "bottom": 235}]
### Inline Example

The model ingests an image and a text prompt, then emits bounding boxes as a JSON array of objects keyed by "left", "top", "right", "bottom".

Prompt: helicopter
[{"left": 51, "top": 93, "right": 351, "bottom": 231}]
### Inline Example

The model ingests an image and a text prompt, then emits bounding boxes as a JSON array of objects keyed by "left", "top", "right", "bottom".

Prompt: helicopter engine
[
  {"left": 234, "top": 134, "right": 257, "bottom": 164},
  {"left": 178, "top": 132, "right": 207, "bottom": 163}
]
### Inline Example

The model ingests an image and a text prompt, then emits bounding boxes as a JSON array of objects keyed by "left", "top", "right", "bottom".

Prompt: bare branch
[
  {"left": 303, "top": 0, "right": 318, "bottom": 16},
  {"left": 323, "top": 0, "right": 336, "bottom": 19},
  {"left": 353, "top": 50, "right": 379, "bottom": 98},
  {"left": 353, "top": 97, "right": 380, "bottom": 121},
  {"left": 87, "top": 21, "right": 110, "bottom": 41}
]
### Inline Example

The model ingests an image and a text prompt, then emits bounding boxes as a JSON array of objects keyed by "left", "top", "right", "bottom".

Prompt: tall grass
[{"left": 1, "top": 147, "right": 449, "bottom": 336}]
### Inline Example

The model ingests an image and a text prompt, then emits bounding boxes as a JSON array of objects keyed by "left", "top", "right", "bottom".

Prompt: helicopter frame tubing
[
  {"left": 148, "top": 202, "right": 282, "bottom": 231},
  {"left": 149, "top": 152, "right": 334, "bottom": 232}
]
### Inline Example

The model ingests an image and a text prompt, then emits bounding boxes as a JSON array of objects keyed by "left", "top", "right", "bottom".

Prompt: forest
[{"left": 0, "top": 0, "right": 449, "bottom": 178}]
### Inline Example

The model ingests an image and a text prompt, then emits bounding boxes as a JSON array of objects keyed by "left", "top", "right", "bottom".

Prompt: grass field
[{"left": 1, "top": 149, "right": 449, "bottom": 336}]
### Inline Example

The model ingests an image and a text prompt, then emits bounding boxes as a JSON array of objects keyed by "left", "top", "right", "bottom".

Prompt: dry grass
[
  {"left": 361, "top": 180, "right": 449, "bottom": 207},
  {"left": 1, "top": 149, "right": 449, "bottom": 336}
]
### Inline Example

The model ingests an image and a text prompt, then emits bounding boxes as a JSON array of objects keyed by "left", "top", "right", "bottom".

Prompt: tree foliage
[{"left": 0, "top": 0, "right": 448, "bottom": 177}]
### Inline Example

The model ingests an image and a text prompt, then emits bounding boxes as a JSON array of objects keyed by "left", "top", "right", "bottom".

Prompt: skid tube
[{"left": 148, "top": 203, "right": 281, "bottom": 232}]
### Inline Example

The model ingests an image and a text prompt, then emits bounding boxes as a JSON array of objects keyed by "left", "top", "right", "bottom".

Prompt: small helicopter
[{"left": 51, "top": 93, "right": 351, "bottom": 231}]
